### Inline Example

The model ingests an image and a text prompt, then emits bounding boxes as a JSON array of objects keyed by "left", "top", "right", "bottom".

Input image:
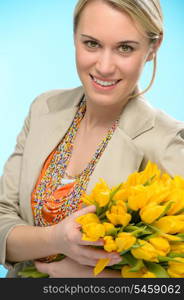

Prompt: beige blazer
[{"left": 1, "top": 86, "right": 184, "bottom": 276}]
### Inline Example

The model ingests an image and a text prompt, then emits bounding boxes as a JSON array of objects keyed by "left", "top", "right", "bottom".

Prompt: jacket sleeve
[
  {"left": 0, "top": 109, "right": 31, "bottom": 269},
  {"left": 160, "top": 127, "right": 184, "bottom": 177},
  {"left": 0, "top": 89, "right": 69, "bottom": 271}
]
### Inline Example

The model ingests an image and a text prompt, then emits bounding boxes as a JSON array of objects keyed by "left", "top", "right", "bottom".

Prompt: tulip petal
[{"left": 94, "top": 258, "right": 110, "bottom": 276}]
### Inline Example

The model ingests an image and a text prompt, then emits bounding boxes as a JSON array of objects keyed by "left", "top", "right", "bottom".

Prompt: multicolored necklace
[{"left": 31, "top": 98, "right": 119, "bottom": 227}]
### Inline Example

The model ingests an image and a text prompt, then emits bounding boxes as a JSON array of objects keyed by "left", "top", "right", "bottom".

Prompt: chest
[{"left": 65, "top": 127, "right": 107, "bottom": 177}]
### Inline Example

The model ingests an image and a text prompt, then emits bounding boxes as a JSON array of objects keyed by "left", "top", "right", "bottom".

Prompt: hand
[
  {"left": 35, "top": 257, "right": 121, "bottom": 278},
  {"left": 49, "top": 205, "right": 121, "bottom": 266}
]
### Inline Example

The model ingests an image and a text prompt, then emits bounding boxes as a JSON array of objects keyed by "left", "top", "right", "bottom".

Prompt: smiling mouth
[{"left": 90, "top": 74, "right": 121, "bottom": 87}]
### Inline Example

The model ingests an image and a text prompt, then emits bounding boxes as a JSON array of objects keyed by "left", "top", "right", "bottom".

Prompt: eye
[
  {"left": 83, "top": 40, "right": 99, "bottom": 49},
  {"left": 118, "top": 44, "right": 134, "bottom": 53}
]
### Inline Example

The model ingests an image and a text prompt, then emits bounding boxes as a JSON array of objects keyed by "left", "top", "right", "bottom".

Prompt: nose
[{"left": 95, "top": 49, "right": 116, "bottom": 77}]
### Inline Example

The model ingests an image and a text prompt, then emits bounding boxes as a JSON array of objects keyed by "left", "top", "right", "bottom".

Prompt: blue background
[{"left": 0, "top": 0, "right": 184, "bottom": 278}]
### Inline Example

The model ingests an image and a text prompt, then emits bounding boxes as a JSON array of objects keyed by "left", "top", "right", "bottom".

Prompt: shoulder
[
  {"left": 132, "top": 99, "right": 184, "bottom": 176},
  {"left": 119, "top": 96, "right": 184, "bottom": 139},
  {"left": 154, "top": 106, "right": 184, "bottom": 136},
  {"left": 29, "top": 86, "right": 84, "bottom": 116},
  {"left": 132, "top": 97, "right": 184, "bottom": 144},
  {"left": 131, "top": 97, "right": 184, "bottom": 138}
]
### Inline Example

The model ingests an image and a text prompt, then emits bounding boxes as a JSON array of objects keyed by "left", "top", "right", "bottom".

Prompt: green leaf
[
  {"left": 156, "top": 201, "right": 174, "bottom": 220},
  {"left": 125, "top": 225, "right": 152, "bottom": 236},
  {"left": 177, "top": 233, "right": 184, "bottom": 240},
  {"left": 109, "top": 183, "right": 122, "bottom": 202},
  {"left": 144, "top": 261, "right": 169, "bottom": 278},
  {"left": 143, "top": 175, "right": 156, "bottom": 186},
  {"left": 18, "top": 254, "right": 65, "bottom": 278},
  {"left": 144, "top": 233, "right": 160, "bottom": 240},
  {"left": 131, "top": 243, "right": 143, "bottom": 249},
  {"left": 121, "top": 252, "right": 138, "bottom": 266},
  {"left": 52, "top": 254, "right": 65, "bottom": 261},
  {"left": 129, "top": 260, "right": 144, "bottom": 272},
  {"left": 175, "top": 207, "right": 184, "bottom": 215},
  {"left": 169, "top": 252, "right": 184, "bottom": 258},
  {"left": 18, "top": 266, "right": 49, "bottom": 278},
  {"left": 108, "top": 265, "right": 123, "bottom": 270},
  {"left": 146, "top": 224, "right": 162, "bottom": 233},
  {"left": 158, "top": 255, "right": 180, "bottom": 262}
]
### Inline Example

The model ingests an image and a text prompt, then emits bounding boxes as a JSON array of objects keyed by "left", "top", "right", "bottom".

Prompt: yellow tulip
[
  {"left": 154, "top": 216, "right": 184, "bottom": 234},
  {"left": 128, "top": 185, "right": 150, "bottom": 211},
  {"left": 91, "top": 178, "right": 111, "bottom": 207},
  {"left": 106, "top": 210, "right": 131, "bottom": 226},
  {"left": 122, "top": 161, "right": 160, "bottom": 189},
  {"left": 161, "top": 233, "right": 182, "bottom": 242},
  {"left": 106, "top": 202, "right": 131, "bottom": 226},
  {"left": 160, "top": 173, "right": 173, "bottom": 186},
  {"left": 113, "top": 188, "right": 130, "bottom": 202},
  {"left": 94, "top": 258, "right": 110, "bottom": 276},
  {"left": 172, "top": 176, "right": 184, "bottom": 189},
  {"left": 121, "top": 265, "right": 156, "bottom": 278},
  {"left": 144, "top": 182, "right": 170, "bottom": 204},
  {"left": 103, "top": 222, "right": 116, "bottom": 235},
  {"left": 131, "top": 239, "right": 158, "bottom": 262},
  {"left": 142, "top": 271, "right": 156, "bottom": 278},
  {"left": 170, "top": 242, "right": 184, "bottom": 254},
  {"left": 94, "top": 191, "right": 110, "bottom": 207},
  {"left": 166, "top": 190, "right": 184, "bottom": 215},
  {"left": 148, "top": 236, "right": 170, "bottom": 256},
  {"left": 176, "top": 215, "right": 184, "bottom": 221},
  {"left": 140, "top": 202, "right": 165, "bottom": 224},
  {"left": 81, "top": 194, "right": 94, "bottom": 206},
  {"left": 167, "top": 257, "right": 184, "bottom": 278},
  {"left": 115, "top": 232, "right": 136, "bottom": 252},
  {"left": 76, "top": 213, "right": 100, "bottom": 226},
  {"left": 121, "top": 265, "right": 145, "bottom": 278},
  {"left": 82, "top": 223, "right": 105, "bottom": 241},
  {"left": 103, "top": 236, "right": 117, "bottom": 252},
  {"left": 137, "top": 160, "right": 160, "bottom": 186},
  {"left": 111, "top": 203, "right": 127, "bottom": 214}
]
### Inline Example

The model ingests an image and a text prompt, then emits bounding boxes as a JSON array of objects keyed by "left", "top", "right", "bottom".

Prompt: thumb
[
  {"left": 34, "top": 261, "right": 49, "bottom": 275},
  {"left": 72, "top": 205, "right": 96, "bottom": 219}
]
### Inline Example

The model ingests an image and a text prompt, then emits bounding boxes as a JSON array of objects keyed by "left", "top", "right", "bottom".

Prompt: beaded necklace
[{"left": 31, "top": 99, "right": 119, "bottom": 227}]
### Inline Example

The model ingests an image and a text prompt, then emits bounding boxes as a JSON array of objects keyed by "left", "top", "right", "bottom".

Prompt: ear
[{"left": 146, "top": 34, "right": 163, "bottom": 62}]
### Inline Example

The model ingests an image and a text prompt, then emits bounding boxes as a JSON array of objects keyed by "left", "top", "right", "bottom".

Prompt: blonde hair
[{"left": 73, "top": 0, "right": 163, "bottom": 98}]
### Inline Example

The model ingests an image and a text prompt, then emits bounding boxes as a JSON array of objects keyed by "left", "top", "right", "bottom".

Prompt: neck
[{"left": 83, "top": 100, "right": 124, "bottom": 130}]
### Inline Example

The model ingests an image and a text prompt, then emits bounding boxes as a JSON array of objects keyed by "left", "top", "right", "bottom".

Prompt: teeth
[{"left": 93, "top": 76, "right": 117, "bottom": 86}]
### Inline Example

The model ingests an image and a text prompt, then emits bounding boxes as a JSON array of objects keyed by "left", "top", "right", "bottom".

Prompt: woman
[{"left": 1, "top": 0, "right": 184, "bottom": 278}]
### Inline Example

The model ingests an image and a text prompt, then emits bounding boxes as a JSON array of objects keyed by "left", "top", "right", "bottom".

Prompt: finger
[
  {"left": 79, "top": 238, "right": 104, "bottom": 247},
  {"left": 72, "top": 228, "right": 104, "bottom": 246},
  {"left": 79, "top": 246, "right": 121, "bottom": 262},
  {"left": 72, "top": 205, "right": 96, "bottom": 219},
  {"left": 34, "top": 261, "right": 49, "bottom": 274},
  {"left": 78, "top": 256, "right": 122, "bottom": 267},
  {"left": 108, "top": 257, "right": 122, "bottom": 266}
]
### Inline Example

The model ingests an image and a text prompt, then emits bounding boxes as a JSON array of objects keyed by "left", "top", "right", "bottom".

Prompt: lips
[{"left": 90, "top": 74, "right": 121, "bottom": 87}]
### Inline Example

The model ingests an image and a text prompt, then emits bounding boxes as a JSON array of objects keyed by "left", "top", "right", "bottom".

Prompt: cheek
[
  {"left": 120, "top": 56, "right": 146, "bottom": 80},
  {"left": 75, "top": 47, "right": 96, "bottom": 72}
]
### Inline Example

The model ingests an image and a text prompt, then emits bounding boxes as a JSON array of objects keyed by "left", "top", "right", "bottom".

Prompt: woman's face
[{"left": 74, "top": 0, "right": 153, "bottom": 109}]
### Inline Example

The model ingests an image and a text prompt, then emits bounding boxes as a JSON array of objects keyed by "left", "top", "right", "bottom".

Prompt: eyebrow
[{"left": 80, "top": 34, "right": 140, "bottom": 45}]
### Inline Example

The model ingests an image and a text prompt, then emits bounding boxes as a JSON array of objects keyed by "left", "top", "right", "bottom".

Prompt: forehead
[{"left": 76, "top": 0, "right": 146, "bottom": 41}]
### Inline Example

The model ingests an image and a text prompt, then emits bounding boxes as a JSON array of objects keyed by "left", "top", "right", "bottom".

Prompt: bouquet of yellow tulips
[
  {"left": 76, "top": 161, "right": 184, "bottom": 278},
  {"left": 19, "top": 161, "right": 184, "bottom": 278}
]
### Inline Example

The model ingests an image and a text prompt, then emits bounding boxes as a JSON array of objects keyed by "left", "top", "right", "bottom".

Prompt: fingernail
[
  {"left": 112, "top": 255, "right": 120, "bottom": 259},
  {"left": 112, "top": 258, "right": 122, "bottom": 264}
]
